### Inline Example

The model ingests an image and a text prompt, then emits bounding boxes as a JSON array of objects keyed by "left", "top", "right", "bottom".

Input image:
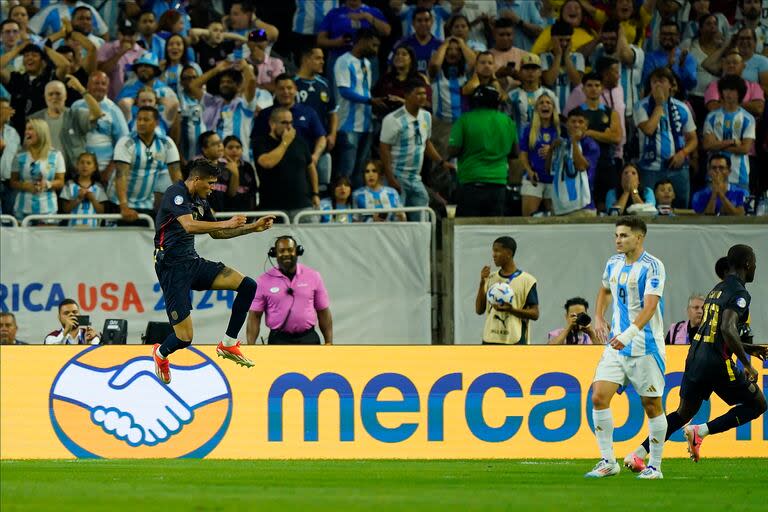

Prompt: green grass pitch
[{"left": 2, "top": 459, "right": 766, "bottom": 511}]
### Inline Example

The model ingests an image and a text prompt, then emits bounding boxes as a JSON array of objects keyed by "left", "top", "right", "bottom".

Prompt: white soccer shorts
[{"left": 593, "top": 348, "right": 665, "bottom": 397}]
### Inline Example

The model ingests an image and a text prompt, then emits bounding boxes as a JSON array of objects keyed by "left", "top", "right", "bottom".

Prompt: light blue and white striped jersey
[
  {"left": 352, "top": 185, "right": 402, "bottom": 221},
  {"left": 179, "top": 91, "right": 208, "bottom": 162},
  {"left": 72, "top": 96, "right": 129, "bottom": 171},
  {"left": 703, "top": 107, "right": 755, "bottom": 187},
  {"left": 634, "top": 97, "right": 696, "bottom": 172},
  {"left": 432, "top": 68, "right": 468, "bottom": 122},
  {"left": 216, "top": 97, "right": 256, "bottom": 164},
  {"left": 507, "top": 86, "right": 559, "bottom": 130},
  {"left": 540, "top": 52, "right": 585, "bottom": 113},
  {"left": 335, "top": 51, "right": 372, "bottom": 133},
  {"left": 160, "top": 62, "right": 201, "bottom": 97},
  {"left": 59, "top": 180, "right": 108, "bottom": 227},
  {"left": 551, "top": 139, "right": 592, "bottom": 215},
  {"left": 380, "top": 106, "right": 432, "bottom": 180},
  {"left": 292, "top": 0, "right": 339, "bottom": 34},
  {"left": 138, "top": 33, "right": 166, "bottom": 63},
  {"left": 12, "top": 150, "right": 65, "bottom": 219},
  {"left": 590, "top": 44, "right": 644, "bottom": 118},
  {"left": 29, "top": 1, "right": 108, "bottom": 37},
  {"left": 601, "top": 251, "right": 666, "bottom": 361},
  {"left": 319, "top": 198, "right": 354, "bottom": 223},
  {"left": 112, "top": 133, "right": 179, "bottom": 210}
]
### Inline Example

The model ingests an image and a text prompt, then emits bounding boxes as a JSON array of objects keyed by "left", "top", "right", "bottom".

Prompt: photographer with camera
[
  {"left": 547, "top": 297, "right": 598, "bottom": 345},
  {"left": 44, "top": 298, "right": 101, "bottom": 345}
]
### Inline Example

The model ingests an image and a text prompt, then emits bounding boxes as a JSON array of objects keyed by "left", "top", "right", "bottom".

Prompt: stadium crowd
[{"left": 1, "top": 0, "right": 768, "bottom": 224}]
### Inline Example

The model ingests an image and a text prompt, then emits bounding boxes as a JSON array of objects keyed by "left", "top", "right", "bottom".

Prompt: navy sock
[
  {"left": 707, "top": 403, "right": 763, "bottom": 435},
  {"left": 159, "top": 332, "right": 192, "bottom": 358},
  {"left": 641, "top": 411, "right": 686, "bottom": 453},
  {"left": 226, "top": 277, "right": 257, "bottom": 339}
]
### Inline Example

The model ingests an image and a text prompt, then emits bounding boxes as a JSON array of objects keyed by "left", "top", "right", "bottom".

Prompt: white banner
[
  {"left": 0, "top": 224, "right": 432, "bottom": 344},
  {"left": 453, "top": 224, "right": 767, "bottom": 344}
]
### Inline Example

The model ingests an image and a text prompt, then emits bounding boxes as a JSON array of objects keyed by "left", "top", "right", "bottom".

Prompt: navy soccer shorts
[{"left": 155, "top": 257, "right": 225, "bottom": 325}]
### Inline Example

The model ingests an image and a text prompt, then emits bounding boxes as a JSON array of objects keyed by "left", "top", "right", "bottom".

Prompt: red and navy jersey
[
  {"left": 692, "top": 274, "right": 751, "bottom": 361},
  {"left": 154, "top": 181, "right": 215, "bottom": 262}
]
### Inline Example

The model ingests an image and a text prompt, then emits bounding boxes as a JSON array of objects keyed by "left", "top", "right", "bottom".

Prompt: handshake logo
[{"left": 49, "top": 346, "right": 232, "bottom": 458}]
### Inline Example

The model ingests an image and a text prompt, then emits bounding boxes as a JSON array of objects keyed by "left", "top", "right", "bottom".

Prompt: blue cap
[{"left": 132, "top": 53, "right": 161, "bottom": 74}]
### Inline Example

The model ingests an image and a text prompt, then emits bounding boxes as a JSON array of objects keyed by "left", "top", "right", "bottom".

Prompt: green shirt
[{"left": 448, "top": 109, "right": 517, "bottom": 185}]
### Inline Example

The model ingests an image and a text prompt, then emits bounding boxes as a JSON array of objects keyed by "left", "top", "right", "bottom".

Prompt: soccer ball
[{"left": 487, "top": 282, "right": 514, "bottom": 306}]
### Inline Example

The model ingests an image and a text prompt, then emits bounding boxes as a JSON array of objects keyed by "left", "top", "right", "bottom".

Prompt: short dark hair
[
  {"left": 136, "top": 106, "right": 159, "bottom": 121},
  {"left": 653, "top": 178, "right": 673, "bottom": 191},
  {"left": 413, "top": 6, "right": 432, "bottom": 20},
  {"left": 404, "top": 79, "right": 426, "bottom": 95},
  {"left": 493, "top": 236, "right": 517, "bottom": 257},
  {"left": 715, "top": 256, "right": 729, "bottom": 279},
  {"left": 219, "top": 68, "right": 243, "bottom": 84},
  {"left": 0, "top": 19, "right": 20, "bottom": 31},
  {"left": 717, "top": 74, "right": 748, "bottom": 103},
  {"left": 269, "top": 106, "right": 291, "bottom": 122},
  {"left": 231, "top": 1, "right": 254, "bottom": 13},
  {"left": 58, "top": 298, "right": 78, "bottom": 312},
  {"left": 223, "top": 135, "right": 242, "bottom": 147},
  {"left": 138, "top": 9, "right": 155, "bottom": 20},
  {"left": 602, "top": 19, "right": 620, "bottom": 33},
  {"left": 660, "top": 19, "right": 680, "bottom": 32},
  {"left": 567, "top": 107, "right": 587, "bottom": 119},
  {"left": 494, "top": 17, "right": 515, "bottom": 29},
  {"left": 274, "top": 73, "right": 294, "bottom": 86},
  {"left": 727, "top": 244, "right": 754, "bottom": 272},
  {"left": 551, "top": 20, "right": 574, "bottom": 37},
  {"left": 615, "top": 216, "right": 647, "bottom": 236},
  {"left": 708, "top": 152, "right": 730, "bottom": 168},
  {"left": 72, "top": 5, "right": 92, "bottom": 17},
  {"left": 57, "top": 44, "right": 75, "bottom": 56},
  {"left": 186, "top": 158, "right": 221, "bottom": 179},
  {"left": 355, "top": 27, "right": 380, "bottom": 43},
  {"left": 648, "top": 66, "right": 675, "bottom": 85},
  {"left": 300, "top": 46, "right": 322, "bottom": 61},
  {"left": 198, "top": 130, "right": 219, "bottom": 151},
  {"left": 582, "top": 71, "right": 602, "bottom": 84},
  {"left": 564, "top": 297, "right": 589, "bottom": 311}
]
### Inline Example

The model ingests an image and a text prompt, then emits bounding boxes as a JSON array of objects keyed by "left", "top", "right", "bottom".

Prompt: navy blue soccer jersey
[{"left": 154, "top": 181, "right": 215, "bottom": 262}]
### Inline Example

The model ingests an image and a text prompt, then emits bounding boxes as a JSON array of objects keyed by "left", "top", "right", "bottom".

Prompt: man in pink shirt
[
  {"left": 96, "top": 19, "right": 144, "bottom": 100},
  {"left": 246, "top": 236, "right": 333, "bottom": 345}
]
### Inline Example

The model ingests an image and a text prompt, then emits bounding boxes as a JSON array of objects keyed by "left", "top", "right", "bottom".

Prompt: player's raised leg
[
  {"left": 585, "top": 379, "right": 621, "bottom": 478},
  {"left": 212, "top": 266, "right": 257, "bottom": 367}
]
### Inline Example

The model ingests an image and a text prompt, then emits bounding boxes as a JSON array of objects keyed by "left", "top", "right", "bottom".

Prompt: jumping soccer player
[
  {"left": 587, "top": 217, "right": 668, "bottom": 479},
  {"left": 625, "top": 244, "right": 766, "bottom": 470},
  {"left": 152, "top": 158, "right": 275, "bottom": 383}
]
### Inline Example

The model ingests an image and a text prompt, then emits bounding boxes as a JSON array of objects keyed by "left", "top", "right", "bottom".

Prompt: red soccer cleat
[
  {"left": 153, "top": 343, "right": 171, "bottom": 384},
  {"left": 216, "top": 341, "right": 254, "bottom": 368},
  {"left": 684, "top": 425, "right": 703, "bottom": 462}
]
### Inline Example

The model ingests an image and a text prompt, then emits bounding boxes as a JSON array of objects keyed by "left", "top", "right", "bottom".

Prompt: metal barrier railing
[
  {"left": 213, "top": 210, "right": 291, "bottom": 225},
  {"left": 20, "top": 213, "right": 156, "bottom": 229},
  {"left": 0, "top": 214, "right": 19, "bottom": 227},
  {"left": 294, "top": 206, "right": 438, "bottom": 330}
]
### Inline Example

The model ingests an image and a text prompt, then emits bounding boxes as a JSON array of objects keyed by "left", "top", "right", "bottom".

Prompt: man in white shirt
[{"left": 44, "top": 298, "right": 101, "bottom": 345}]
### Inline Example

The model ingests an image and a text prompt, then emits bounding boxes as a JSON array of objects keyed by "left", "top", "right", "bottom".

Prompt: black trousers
[
  {"left": 455, "top": 183, "right": 506, "bottom": 217},
  {"left": 268, "top": 328, "right": 321, "bottom": 345}
]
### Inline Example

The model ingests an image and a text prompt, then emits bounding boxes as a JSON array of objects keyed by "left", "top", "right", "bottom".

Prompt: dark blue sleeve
[
  {"left": 525, "top": 283, "right": 539, "bottom": 307},
  {"left": 691, "top": 189, "right": 708, "bottom": 213},
  {"left": 308, "top": 108, "right": 327, "bottom": 139},
  {"left": 730, "top": 189, "right": 746, "bottom": 207},
  {"left": 165, "top": 186, "right": 194, "bottom": 219}
]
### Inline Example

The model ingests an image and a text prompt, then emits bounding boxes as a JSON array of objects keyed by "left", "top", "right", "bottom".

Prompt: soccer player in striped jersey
[
  {"left": 59, "top": 152, "right": 108, "bottom": 227},
  {"left": 587, "top": 217, "right": 668, "bottom": 480},
  {"left": 626, "top": 245, "right": 766, "bottom": 470},
  {"left": 701, "top": 75, "right": 756, "bottom": 190},
  {"left": 113, "top": 106, "right": 182, "bottom": 223}
]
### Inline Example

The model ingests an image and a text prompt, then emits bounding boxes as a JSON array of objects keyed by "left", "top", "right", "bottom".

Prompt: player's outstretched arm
[
  {"left": 722, "top": 309, "right": 758, "bottom": 380},
  {"left": 177, "top": 214, "right": 246, "bottom": 235},
  {"left": 209, "top": 215, "right": 276, "bottom": 239}
]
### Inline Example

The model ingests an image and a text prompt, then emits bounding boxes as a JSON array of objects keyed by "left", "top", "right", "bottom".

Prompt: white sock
[
  {"left": 697, "top": 423, "right": 710, "bottom": 437},
  {"left": 592, "top": 408, "right": 615, "bottom": 463},
  {"left": 222, "top": 336, "right": 238, "bottom": 347},
  {"left": 633, "top": 445, "right": 648, "bottom": 459},
  {"left": 648, "top": 414, "right": 668, "bottom": 470}
]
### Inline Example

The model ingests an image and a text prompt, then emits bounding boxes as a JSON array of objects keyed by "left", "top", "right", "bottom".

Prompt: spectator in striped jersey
[
  {"left": 59, "top": 152, "right": 108, "bottom": 227},
  {"left": 352, "top": 159, "right": 406, "bottom": 222},
  {"left": 541, "top": 21, "right": 585, "bottom": 116},
  {"left": 319, "top": 175, "right": 355, "bottom": 223}
]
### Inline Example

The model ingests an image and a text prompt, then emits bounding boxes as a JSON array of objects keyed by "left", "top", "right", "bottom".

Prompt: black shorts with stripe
[
  {"left": 680, "top": 342, "right": 760, "bottom": 405},
  {"left": 155, "top": 256, "right": 224, "bottom": 325}
]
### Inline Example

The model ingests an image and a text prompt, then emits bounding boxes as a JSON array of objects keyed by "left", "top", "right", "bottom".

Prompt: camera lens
[{"left": 576, "top": 312, "right": 591, "bottom": 327}]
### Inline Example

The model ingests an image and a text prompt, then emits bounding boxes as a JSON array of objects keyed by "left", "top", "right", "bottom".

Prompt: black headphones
[{"left": 267, "top": 235, "right": 304, "bottom": 258}]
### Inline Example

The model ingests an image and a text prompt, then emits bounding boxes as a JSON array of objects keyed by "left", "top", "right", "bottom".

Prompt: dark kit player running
[
  {"left": 625, "top": 244, "right": 767, "bottom": 471},
  {"left": 152, "top": 159, "right": 275, "bottom": 383}
]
